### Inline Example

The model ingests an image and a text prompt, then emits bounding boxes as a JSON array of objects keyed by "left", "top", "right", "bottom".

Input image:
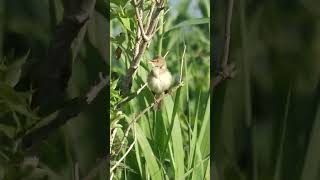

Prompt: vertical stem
[
  {"left": 74, "top": 162, "right": 79, "bottom": 180},
  {"left": 222, "top": 0, "right": 234, "bottom": 68},
  {"left": 0, "top": 0, "right": 5, "bottom": 57},
  {"left": 239, "top": 0, "right": 255, "bottom": 179},
  {"left": 158, "top": 11, "right": 164, "bottom": 56},
  {"left": 274, "top": 87, "right": 291, "bottom": 180},
  {"left": 49, "top": 0, "right": 57, "bottom": 34},
  {"left": 110, "top": 20, "right": 112, "bottom": 79}
]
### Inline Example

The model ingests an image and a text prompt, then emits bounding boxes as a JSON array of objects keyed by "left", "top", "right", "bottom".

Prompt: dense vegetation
[
  {"left": 110, "top": 0, "right": 210, "bottom": 179},
  {"left": 0, "top": 0, "right": 107, "bottom": 179}
]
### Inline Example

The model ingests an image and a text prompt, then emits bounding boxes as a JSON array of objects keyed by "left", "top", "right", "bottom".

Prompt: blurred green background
[
  {"left": 213, "top": 0, "right": 320, "bottom": 180},
  {"left": 0, "top": 0, "right": 107, "bottom": 179},
  {"left": 110, "top": 0, "right": 210, "bottom": 179}
]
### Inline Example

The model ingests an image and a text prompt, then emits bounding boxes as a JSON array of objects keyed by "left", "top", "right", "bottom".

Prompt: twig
[
  {"left": 164, "top": 50, "right": 169, "bottom": 58},
  {"left": 145, "top": 3, "right": 156, "bottom": 31},
  {"left": 74, "top": 162, "right": 79, "bottom": 180},
  {"left": 222, "top": 0, "right": 234, "bottom": 68},
  {"left": 110, "top": 133, "right": 136, "bottom": 172},
  {"left": 110, "top": 173, "right": 114, "bottom": 180},
  {"left": 212, "top": 0, "right": 235, "bottom": 90},
  {"left": 116, "top": 83, "right": 147, "bottom": 108},
  {"left": 212, "top": 63, "right": 236, "bottom": 89},
  {"left": 86, "top": 72, "right": 109, "bottom": 103},
  {"left": 180, "top": 45, "right": 186, "bottom": 83},
  {"left": 134, "top": 0, "right": 150, "bottom": 41}
]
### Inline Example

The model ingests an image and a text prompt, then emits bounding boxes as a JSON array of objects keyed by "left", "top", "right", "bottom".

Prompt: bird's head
[{"left": 148, "top": 56, "right": 166, "bottom": 69}]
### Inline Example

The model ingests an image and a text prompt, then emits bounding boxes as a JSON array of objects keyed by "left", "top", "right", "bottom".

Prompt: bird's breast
[{"left": 147, "top": 70, "right": 172, "bottom": 94}]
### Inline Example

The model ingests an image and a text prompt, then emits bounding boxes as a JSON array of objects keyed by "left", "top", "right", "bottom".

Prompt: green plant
[{"left": 110, "top": 0, "right": 210, "bottom": 179}]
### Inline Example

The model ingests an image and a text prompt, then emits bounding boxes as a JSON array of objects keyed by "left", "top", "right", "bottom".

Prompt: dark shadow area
[
  {"left": 0, "top": 0, "right": 108, "bottom": 179},
  {"left": 213, "top": 0, "right": 320, "bottom": 180}
]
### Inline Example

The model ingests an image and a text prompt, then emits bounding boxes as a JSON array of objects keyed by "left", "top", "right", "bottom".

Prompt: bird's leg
[
  {"left": 153, "top": 93, "right": 162, "bottom": 110},
  {"left": 154, "top": 93, "right": 161, "bottom": 103},
  {"left": 165, "top": 88, "right": 174, "bottom": 95}
]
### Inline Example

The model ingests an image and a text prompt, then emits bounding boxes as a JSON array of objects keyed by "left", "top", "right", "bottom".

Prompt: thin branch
[
  {"left": 110, "top": 128, "right": 118, "bottom": 151},
  {"left": 180, "top": 45, "right": 186, "bottom": 83},
  {"left": 116, "top": 83, "right": 148, "bottom": 108},
  {"left": 164, "top": 50, "right": 169, "bottom": 58},
  {"left": 212, "top": 63, "right": 236, "bottom": 89},
  {"left": 222, "top": 0, "right": 234, "bottom": 68},
  {"left": 145, "top": 2, "right": 156, "bottom": 31},
  {"left": 110, "top": 173, "right": 114, "bottom": 180},
  {"left": 212, "top": 0, "right": 235, "bottom": 90},
  {"left": 134, "top": 1, "right": 151, "bottom": 41},
  {"left": 86, "top": 72, "right": 109, "bottom": 103},
  {"left": 74, "top": 162, "right": 80, "bottom": 180},
  {"left": 18, "top": 74, "right": 109, "bottom": 149},
  {"left": 110, "top": 134, "right": 136, "bottom": 172}
]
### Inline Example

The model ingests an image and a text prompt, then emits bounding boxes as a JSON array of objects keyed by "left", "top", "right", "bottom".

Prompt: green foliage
[
  {"left": 110, "top": 0, "right": 210, "bottom": 179},
  {"left": 1, "top": 0, "right": 108, "bottom": 179},
  {"left": 0, "top": 53, "right": 43, "bottom": 179}
]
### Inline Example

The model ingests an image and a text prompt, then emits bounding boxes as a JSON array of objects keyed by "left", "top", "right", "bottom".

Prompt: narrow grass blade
[
  {"left": 274, "top": 87, "right": 291, "bottom": 180},
  {"left": 164, "top": 18, "right": 210, "bottom": 35},
  {"left": 136, "top": 124, "right": 163, "bottom": 180},
  {"left": 300, "top": 102, "right": 320, "bottom": 180},
  {"left": 163, "top": 90, "right": 185, "bottom": 179}
]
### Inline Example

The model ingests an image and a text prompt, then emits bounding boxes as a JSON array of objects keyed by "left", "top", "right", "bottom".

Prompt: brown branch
[
  {"left": 116, "top": 83, "right": 147, "bottom": 108},
  {"left": 122, "top": 0, "right": 165, "bottom": 94},
  {"left": 222, "top": 0, "right": 234, "bottom": 68},
  {"left": 212, "top": 0, "right": 235, "bottom": 90},
  {"left": 18, "top": 74, "right": 109, "bottom": 149},
  {"left": 34, "top": 0, "right": 97, "bottom": 114}
]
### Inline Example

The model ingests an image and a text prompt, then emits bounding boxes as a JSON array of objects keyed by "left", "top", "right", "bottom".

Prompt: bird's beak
[{"left": 148, "top": 60, "right": 156, "bottom": 64}]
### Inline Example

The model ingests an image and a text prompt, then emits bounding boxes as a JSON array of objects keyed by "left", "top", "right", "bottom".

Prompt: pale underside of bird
[
  {"left": 147, "top": 67, "right": 172, "bottom": 94},
  {"left": 147, "top": 56, "right": 172, "bottom": 109}
]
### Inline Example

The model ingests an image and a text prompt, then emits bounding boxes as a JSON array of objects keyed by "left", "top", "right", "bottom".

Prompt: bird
[{"left": 147, "top": 55, "right": 172, "bottom": 109}]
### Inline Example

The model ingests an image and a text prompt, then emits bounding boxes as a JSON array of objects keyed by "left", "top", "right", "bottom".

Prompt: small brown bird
[{"left": 147, "top": 55, "right": 172, "bottom": 109}]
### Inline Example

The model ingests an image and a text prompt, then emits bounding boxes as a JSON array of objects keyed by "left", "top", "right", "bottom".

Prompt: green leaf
[
  {"left": 187, "top": 92, "right": 201, "bottom": 172},
  {"left": 136, "top": 124, "right": 163, "bottom": 180},
  {"left": 198, "top": 94, "right": 210, "bottom": 157},
  {"left": 0, "top": 82, "right": 38, "bottom": 119},
  {"left": 5, "top": 50, "right": 30, "bottom": 87},
  {"left": 112, "top": 32, "right": 126, "bottom": 46},
  {"left": 0, "top": 124, "right": 15, "bottom": 139},
  {"left": 164, "top": 18, "right": 210, "bottom": 35},
  {"left": 110, "top": 0, "right": 128, "bottom": 8},
  {"left": 119, "top": 17, "right": 132, "bottom": 32},
  {"left": 162, "top": 90, "right": 185, "bottom": 179}
]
